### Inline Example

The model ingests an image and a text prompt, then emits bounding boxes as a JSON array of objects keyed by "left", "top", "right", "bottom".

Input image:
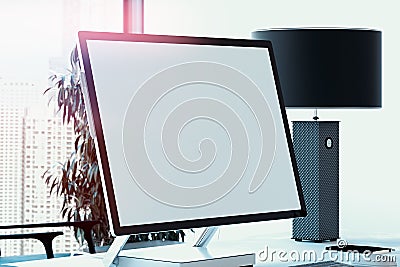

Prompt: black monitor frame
[{"left": 78, "top": 31, "right": 306, "bottom": 236}]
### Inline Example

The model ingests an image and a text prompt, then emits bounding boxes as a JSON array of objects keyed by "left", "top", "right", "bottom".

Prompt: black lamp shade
[{"left": 252, "top": 28, "right": 382, "bottom": 108}]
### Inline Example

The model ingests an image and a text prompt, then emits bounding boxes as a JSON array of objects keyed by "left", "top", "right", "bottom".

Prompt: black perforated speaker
[{"left": 292, "top": 121, "right": 339, "bottom": 242}]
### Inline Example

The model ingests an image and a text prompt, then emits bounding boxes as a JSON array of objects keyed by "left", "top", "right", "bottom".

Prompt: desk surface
[
  {"left": 213, "top": 235, "right": 400, "bottom": 266},
  {"left": 2, "top": 233, "right": 400, "bottom": 267}
]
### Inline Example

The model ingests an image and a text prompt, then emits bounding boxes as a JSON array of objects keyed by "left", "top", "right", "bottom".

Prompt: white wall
[{"left": 145, "top": 0, "right": 400, "bottom": 239}]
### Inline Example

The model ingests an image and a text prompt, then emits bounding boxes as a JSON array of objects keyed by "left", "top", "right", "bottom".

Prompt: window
[{"left": 0, "top": 0, "right": 122, "bottom": 256}]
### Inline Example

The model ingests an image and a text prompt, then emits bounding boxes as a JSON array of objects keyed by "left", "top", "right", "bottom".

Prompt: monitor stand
[{"left": 103, "top": 227, "right": 255, "bottom": 267}]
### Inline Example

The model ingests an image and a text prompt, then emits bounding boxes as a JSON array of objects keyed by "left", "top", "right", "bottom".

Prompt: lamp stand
[{"left": 292, "top": 121, "right": 340, "bottom": 242}]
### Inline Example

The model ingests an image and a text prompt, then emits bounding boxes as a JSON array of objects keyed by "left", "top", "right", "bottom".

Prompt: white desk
[
  {"left": 209, "top": 235, "right": 400, "bottom": 266},
  {"left": 3, "top": 234, "right": 400, "bottom": 266}
]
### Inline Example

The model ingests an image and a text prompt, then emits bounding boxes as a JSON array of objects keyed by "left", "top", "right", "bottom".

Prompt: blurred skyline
[{"left": 0, "top": 0, "right": 122, "bottom": 256}]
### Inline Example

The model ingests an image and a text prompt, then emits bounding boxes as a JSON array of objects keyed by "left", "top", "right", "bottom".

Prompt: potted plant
[{"left": 42, "top": 47, "right": 184, "bottom": 249}]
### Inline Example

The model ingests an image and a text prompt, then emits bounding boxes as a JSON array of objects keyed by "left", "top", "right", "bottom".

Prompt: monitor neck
[
  {"left": 193, "top": 226, "right": 219, "bottom": 248},
  {"left": 102, "top": 235, "right": 130, "bottom": 267},
  {"left": 102, "top": 228, "right": 219, "bottom": 267}
]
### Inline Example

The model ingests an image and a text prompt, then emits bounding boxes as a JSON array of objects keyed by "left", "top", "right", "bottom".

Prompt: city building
[
  {"left": 0, "top": 79, "right": 41, "bottom": 256},
  {"left": 21, "top": 114, "right": 79, "bottom": 255},
  {"left": 0, "top": 78, "right": 79, "bottom": 256}
]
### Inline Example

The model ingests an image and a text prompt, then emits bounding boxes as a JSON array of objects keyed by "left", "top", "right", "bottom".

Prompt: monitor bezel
[{"left": 78, "top": 31, "right": 306, "bottom": 236}]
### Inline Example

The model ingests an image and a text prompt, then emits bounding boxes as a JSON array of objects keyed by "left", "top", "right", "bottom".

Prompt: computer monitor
[{"left": 77, "top": 31, "right": 306, "bottom": 238}]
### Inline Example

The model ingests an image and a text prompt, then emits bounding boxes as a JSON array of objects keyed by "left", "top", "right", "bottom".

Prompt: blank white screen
[{"left": 85, "top": 39, "right": 302, "bottom": 230}]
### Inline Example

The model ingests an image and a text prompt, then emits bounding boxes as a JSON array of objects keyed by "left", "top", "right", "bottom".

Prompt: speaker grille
[{"left": 292, "top": 121, "right": 339, "bottom": 241}]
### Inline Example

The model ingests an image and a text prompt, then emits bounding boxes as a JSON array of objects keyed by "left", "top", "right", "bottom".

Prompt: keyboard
[{"left": 291, "top": 261, "right": 353, "bottom": 266}]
